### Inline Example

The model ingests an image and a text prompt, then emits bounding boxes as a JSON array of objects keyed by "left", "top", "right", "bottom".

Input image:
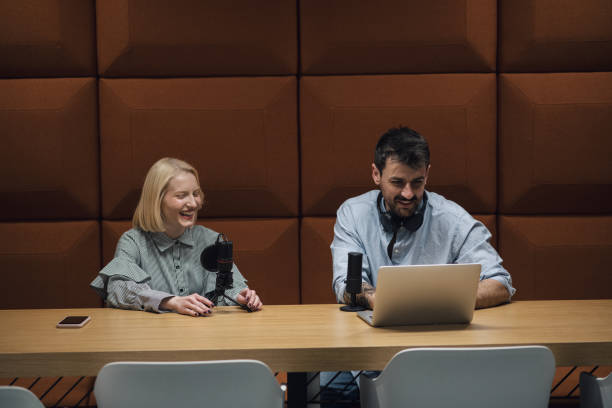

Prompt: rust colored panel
[
  {"left": 100, "top": 77, "right": 298, "bottom": 218},
  {"left": 0, "top": 78, "right": 99, "bottom": 220},
  {"left": 499, "top": 73, "right": 612, "bottom": 214},
  {"left": 500, "top": 0, "right": 612, "bottom": 72},
  {"left": 499, "top": 216, "right": 612, "bottom": 300},
  {"left": 301, "top": 0, "right": 496, "bottom": 74},
  {"left": 0, "top": 221, "right": 102, "bottom": 309},
  {"left": 97, "top": 0, "right": 297, "bottom": 76},
  {"left": 0, "top": 0, "right": 96, "bottom": 76},
  {"left": 301, "top": 74, "right": 497, "bottom": 216},
  {"left": 301, "top": 217, "right": 336, "bottom": 304}
]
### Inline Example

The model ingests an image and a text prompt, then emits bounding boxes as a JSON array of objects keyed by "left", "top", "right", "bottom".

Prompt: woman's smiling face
[{"left": 161, "top": 171, "right": 203, "bottom": 239}]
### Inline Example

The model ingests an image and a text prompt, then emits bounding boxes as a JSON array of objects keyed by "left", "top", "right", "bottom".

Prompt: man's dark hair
[{"left": 374, "top": 126, "right": 430, "bottom": 173}]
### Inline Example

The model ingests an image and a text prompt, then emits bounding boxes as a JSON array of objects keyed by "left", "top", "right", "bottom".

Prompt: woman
[{"left": 91, "top": 157, "right": 263, "bottom": 316}]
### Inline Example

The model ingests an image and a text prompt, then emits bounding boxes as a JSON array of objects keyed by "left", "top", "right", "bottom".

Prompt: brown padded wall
[
  {"left": 499, "top": 73, "right": 612, "bottom": 214},
  {"left": 0, "top": 0, "right": 96, "bottom": 77},
  {"left": 499, "top": 216, "right": 612, "bottom": 300},
  {"left": 99, "top": 77, "right": 298, "bottom": 219},
  {"left": 102, "top": 220, "right": 300, "bottom": 305},
  {"left": 300, "top": 0, "right": 496, "bottom": 74},
  {"left": 300, "top": 74, "right": 497, "bottom": 216},
  {"left": 96, "top": 0, "right": 297, "bottom": 77},
  {"left": 0, "top": 221, "right": 101, "bottom": 309},
  {"left": 499, "top": 0, "right": 612, "bottom": 72},
  {"left": 301, "top": 215, "right": 497, "bottom": 304},
  {"left": 0, "top": 78, "right": 99, "bottom": 220}
]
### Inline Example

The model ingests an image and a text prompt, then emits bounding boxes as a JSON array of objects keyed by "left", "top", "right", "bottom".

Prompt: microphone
[
  {"left": 340, "top": 252, "right": 366, "bottom": 312},
  {"left": 203, "top": 233, "right": 252, "bottom": 312}
]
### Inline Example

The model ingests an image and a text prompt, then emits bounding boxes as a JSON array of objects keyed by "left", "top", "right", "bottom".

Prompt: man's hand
[
  {"left": 343, "top": 282, "right": 376, "bottom": 310},
  {"left": 160, "top": 293, "right": 214, "bottom": 316},
  {"left": 475, "top": 279, "right": 510, "bottom": 309},
  {"left": 236, "top": 288, "right": 263, "bottom": 311}
]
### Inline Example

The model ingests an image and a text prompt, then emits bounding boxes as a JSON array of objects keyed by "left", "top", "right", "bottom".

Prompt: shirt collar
[{"left": 150, "top": 227, "right": 195, "bottom": 252}]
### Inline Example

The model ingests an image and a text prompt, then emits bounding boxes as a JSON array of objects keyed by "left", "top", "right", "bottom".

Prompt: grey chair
[
  {"left": 0, "top": 386, "right": 45, "bottom": 408},
  {"left": 360, "top": 346, "right": 555, "bottom": 408},
  {"left": 581, "top": 371, "right": 612, "bottom": 408},
  {"left": 94, "top": 360, "right": 285, "bottom": 408}
]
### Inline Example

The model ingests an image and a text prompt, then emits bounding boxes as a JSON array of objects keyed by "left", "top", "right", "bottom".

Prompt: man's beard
[{"left": 386, "top": 194, "right": 418, "bottom": 218}]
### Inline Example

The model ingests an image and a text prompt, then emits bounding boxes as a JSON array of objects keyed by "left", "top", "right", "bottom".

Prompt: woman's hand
[
  {"left": 236, "top": 288, "right": 263, "bottom": 311},
  {"left": 160, "top": 293, "right": 214, "bottom": 316}
]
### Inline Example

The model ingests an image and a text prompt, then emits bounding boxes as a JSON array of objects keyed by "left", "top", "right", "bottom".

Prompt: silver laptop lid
[{"left": 370, "top": 263, "right": 481, "bottom": 327}]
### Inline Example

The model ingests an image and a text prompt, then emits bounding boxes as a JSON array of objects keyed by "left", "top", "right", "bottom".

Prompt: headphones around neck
[{"left": 377, "top": 191, "right": 428, "bottom": 233}]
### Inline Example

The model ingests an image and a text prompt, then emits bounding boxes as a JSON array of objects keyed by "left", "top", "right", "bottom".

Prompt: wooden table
[{"left": 1, "top": 300, "right": 612, "bottom": 406}]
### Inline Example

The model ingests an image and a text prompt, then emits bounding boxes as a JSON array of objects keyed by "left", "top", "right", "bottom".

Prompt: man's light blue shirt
[{"left": 331, "top": 190, "right": 515, "bottom": 302}]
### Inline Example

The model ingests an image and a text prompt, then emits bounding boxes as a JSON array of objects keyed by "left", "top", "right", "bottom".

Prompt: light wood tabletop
[{"left": 1, "top": 300, "right": 611, "bottom": 377}]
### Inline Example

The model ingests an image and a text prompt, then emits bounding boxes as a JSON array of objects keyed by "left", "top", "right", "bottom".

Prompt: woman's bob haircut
[{"left": 132, "top": 157, "right": 201, "bottom": 232}]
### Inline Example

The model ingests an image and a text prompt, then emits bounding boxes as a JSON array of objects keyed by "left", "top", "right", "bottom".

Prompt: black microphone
[
  {"left": 214, "top": 240, "right": 234, "bottom": 294},
  {"left": 340, "top": 252, "right": 366, "bottom": 312},
  {"left": 203, "top": 234, "right": 252, "bottom": 312}
]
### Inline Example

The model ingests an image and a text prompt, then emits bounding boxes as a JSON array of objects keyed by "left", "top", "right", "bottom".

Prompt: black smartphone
[{"left": 56, "top": 315, "right": 91, "bottom": 328}]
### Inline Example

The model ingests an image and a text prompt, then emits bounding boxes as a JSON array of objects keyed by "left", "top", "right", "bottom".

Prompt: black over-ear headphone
[{"left": 377, "top": 191, "right": 428, "bottom": 233}]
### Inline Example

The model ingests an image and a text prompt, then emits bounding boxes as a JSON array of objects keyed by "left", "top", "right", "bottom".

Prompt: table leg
[{"left": 287, "top": 372, "right": 307, "bottom": 408}]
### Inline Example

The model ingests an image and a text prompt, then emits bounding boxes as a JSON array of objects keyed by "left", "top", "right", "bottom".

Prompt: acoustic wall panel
[
  {"left": 300, "top": 215, "right": 497, "bottom": 304},
  {"left": 0, "top": 78, "right": 99, "bottom": 220},
  {"left": 499, "top": 216, "right": 612, "bottom": 300},
  {"left": 499, "top": 73, "right": 612, "bottom": 214},
  {"left": 300, "top": 217, "right": 336, "bottom": 304},
  {"left": 300, "top": 0, "right": 496, "bottom": 74},
  {"left": 0, "top": 0, "right": 96, "bottom": 77},
  {"left": 97, "top": 0, "right": 297, "bottom": 76},
  {"left": 99, "top": 77, "right": 298, "bottom": 219},
  {"left": 500, "top": 0, "right": 612, "bottom": 72},
  {"left": 301, "top": 74, "right": 497, "bottom": 216},
  {"left": 103, "top": 219, "right": 300, "bottom": 305},
  {"left": 0, "top": 221, "right": 101, "bottom": 309}
]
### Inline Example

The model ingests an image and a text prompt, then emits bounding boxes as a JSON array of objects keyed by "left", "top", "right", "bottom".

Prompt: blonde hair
[{"left": 132, "top": 157, "right": 201, "bottom": 232}]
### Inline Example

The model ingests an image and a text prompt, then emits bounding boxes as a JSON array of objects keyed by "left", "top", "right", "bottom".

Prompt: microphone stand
[{"left": 205, "top": 236, "right": 252, "bottom": 312}]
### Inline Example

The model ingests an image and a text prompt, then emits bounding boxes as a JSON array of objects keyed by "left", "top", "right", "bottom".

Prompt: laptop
[{"left": 357, "top": 263, "right": 481, "bottom": 327}]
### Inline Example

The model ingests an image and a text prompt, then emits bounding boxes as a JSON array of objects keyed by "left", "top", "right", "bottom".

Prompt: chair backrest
[
  {"left": 0, "top": 386, "right": 45, "bottom": 408},
  {"left": 94, "top": 359, "right": 284, "bottom": 408},
  {"left": 581, "top": 372, "right": 612, "bottom": 408},
  {"left": 373, "top": 346, "right": 555, "bottom": 408}
]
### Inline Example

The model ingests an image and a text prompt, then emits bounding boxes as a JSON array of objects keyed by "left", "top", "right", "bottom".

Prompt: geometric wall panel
[
  {"left": 0, "top": 221, "right": 101, "bottom": 309},
  {"left": 499, "top": 73, "right": 612, "bottom": 214},
  {"left": 102, "top": 219, "right": 300, "bottom": 306},
  {"left": 99, "top": 77, "right": 298, "bottom": 219},
  {"left": 301, "top": 0, "right": 496, "bottom": 74},
  {"left": 97, "top": 0, "right": 297, "bottom": 76},
  {"left": 301, "top": 74, "right": 497, "bottom": 216},
  {"left": 301, "top": 217, "right": 336, "bottom": 304},
  {"left": 0, "top": 78, "right": 99, "bottom": 220},
  {"left": 301, "top": 215, "right": 498, "bottom": 304},
  {"left": 500, "top": 0, "right": 612, "bottom": 72},
  {"left": 0, "top": 0, "right": 96, "bottom": 76},
  {"left": 499, "top": 216, "right": 612, "bottom": 300}
]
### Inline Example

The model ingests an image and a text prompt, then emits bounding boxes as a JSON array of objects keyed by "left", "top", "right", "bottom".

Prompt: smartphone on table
[{"left": 56, "top": 316, "right": 91, "bottom": 328}]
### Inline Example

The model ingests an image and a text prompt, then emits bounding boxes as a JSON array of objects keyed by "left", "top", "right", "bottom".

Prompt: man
[
  {"left": 332, "top": 126, "right": 514, "bottom": 309},
  {"left": 320, "top": 127, "right": 514, "bottom": 406}
]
